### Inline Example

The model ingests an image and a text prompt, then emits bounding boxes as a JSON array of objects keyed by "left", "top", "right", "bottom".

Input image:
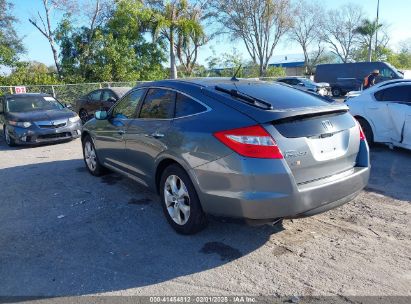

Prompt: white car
[{"left": 346, "top": 79, "right": 411, "bottom": 150}]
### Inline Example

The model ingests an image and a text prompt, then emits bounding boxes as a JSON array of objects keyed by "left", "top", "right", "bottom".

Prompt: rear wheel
[
  {"left": 79, "top": 109, "right": 89, "bottom": 123},
  {"left": 159, "top": 164, "right": 207, "bottom": 234},
  {"left": 82, "top": 135, "right": 106, "bottom": 176},
  {"left": 332, "top": 87, "right": 341, "bottom": 97},
  {"left": 3, "top": 126, "right": 16, "bottom": 147},
  {"left": 357, "top": 117, "right": 374, "bottom": 144}
]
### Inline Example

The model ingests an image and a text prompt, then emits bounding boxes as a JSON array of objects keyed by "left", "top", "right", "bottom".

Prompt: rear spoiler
[{"left": 268, "top": 104, "right": 349, "bottom": 123}]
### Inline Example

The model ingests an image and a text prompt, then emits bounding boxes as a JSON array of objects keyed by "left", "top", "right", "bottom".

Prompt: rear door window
[
  {"left": 139, "top": 88, "right": 176, "bottom": 119},
  {"left": 88, "top": 90, "right": 102, "bottom": 102},
  {"left": 101, "top": 90, "right": 116, "bottom": 102},
  {"left": 175, "top": 93, "right": 207, "bottom": 117}
]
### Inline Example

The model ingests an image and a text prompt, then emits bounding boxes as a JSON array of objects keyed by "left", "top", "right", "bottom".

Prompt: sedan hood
[{"left": 6, "top": 109, "right": 76, "bottom": 122}]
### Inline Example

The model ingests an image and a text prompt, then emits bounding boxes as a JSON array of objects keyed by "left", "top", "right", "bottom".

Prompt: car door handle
[{"left": 146, "top": 132, "right": 164, "bottom": 138}]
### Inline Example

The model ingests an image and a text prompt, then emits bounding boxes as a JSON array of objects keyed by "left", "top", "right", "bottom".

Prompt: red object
[
  {"left": 358, "top": 124, "right": 366, "bottom": 141},
  {"left": 14, "top": 86, "right": 27, "bottom": 94},
  {"left": 214, "top": 125, "right": 283, "bottom": 159}
]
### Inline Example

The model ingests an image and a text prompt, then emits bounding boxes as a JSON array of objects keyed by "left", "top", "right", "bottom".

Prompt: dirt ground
[{"left": 0, "top": 138, "right": 410, "bottom": 300}]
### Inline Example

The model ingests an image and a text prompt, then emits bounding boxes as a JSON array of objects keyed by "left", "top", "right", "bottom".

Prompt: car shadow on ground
[
  {"left": 0, "top": 159, "right": 283, "bottom": 297},
  {"left": 367, "top": 144, "right": 411, "bottom": 202},
  {"left": 0, "top": 137, "right": 75, "bottom": 151}
]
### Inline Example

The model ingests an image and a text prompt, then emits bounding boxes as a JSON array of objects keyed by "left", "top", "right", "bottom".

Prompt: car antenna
[{"left": 230, "top": 65, "right": 242, "bottom": 82}]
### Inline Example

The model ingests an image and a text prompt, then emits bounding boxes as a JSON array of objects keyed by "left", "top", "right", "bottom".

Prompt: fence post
[
  {"left": 9, "top": 87, "right": 13, "bottom": 94},
  {"left": 51, "top": 85, "right": 56, "bottom": 98}
]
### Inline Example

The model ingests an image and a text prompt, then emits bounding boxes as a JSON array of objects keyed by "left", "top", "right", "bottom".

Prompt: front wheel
[
  {"left": 82, "top": 135, "right": 106, "bottom": 176},
  {"left": 160, "top": 164, "right": 207, "bottom": 234},
  {"left": 3, "top": 126, "right": 16, "bottom": 147}
]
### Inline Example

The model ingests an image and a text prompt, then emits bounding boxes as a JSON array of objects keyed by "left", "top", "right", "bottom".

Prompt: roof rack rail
[{"left": 215, "top": 85, "right": 273, "bottom": 110}]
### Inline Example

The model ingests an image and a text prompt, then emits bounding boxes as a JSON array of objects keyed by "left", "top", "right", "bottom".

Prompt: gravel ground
[{"left": 0, "top": 138, "right": 410, "bottom": 299}]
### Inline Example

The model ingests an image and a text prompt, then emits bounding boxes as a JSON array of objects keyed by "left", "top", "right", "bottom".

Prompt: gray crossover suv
[{"left": 81, "top": 78, "right": 370, "bottom": 234}]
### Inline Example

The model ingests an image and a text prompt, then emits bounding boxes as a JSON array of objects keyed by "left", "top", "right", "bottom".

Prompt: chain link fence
[
  {"left": 0, "top": 81, "right": 146, "bottom": 106},
  {"left": 0, "top": 77, "right": 312, "bottom": 106}
]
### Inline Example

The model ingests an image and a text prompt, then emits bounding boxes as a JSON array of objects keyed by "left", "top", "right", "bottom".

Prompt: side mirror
[
  {"left": 95, "top": 110, "right": 108, "bottom": 120},
  {"left": 65, "top": 104, "right": 72, "bottom": 109},
  {"left": 108, "top": 97, "right": 117, "bottom": 103},
  {"left": 297, "top": 82, "right": 305, "bottom": 86}
]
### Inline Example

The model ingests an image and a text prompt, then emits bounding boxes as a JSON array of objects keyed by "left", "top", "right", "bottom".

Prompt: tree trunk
[
  {"left": 259, "top": 58, "right": 264, "bottom": 77},
  {"left": 50, "top": 39, "right": 62, "bottom": 78},
  {"left": 169, "top": 29, "right": 177, "bottom": 79},
  {"left": 367, "top": 41, "right": 372, "bottom": 62}
]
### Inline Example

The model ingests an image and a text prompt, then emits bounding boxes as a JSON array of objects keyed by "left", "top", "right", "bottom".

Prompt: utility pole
[{"left": 374, "top": 0, "right": 380, "bottom": 61}]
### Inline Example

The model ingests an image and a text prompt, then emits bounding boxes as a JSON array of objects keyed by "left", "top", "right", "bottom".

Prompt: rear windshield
[
  {"left": 215, "top": 82, "right": 331, "bottom": 109},
  {"left": 6, "top": 96, "right": 64, "bottom": 113}
]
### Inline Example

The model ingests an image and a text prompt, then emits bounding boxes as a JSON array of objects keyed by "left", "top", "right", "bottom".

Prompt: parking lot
[{"left": 0, "top": 138, "right": 410, "bottom": 297}]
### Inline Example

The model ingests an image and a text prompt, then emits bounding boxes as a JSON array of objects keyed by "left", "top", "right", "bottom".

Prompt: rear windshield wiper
[{"left": 215, "top": 86, "right": 273, "bottom": 110}]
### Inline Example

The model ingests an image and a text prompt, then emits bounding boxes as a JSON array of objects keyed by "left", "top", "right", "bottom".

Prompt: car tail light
[
  {"left": 356, "top": 122, "right": 366, "bottom": 141},
  {"left": 213, "top": 125, "right": 283, "bottom": 159}
]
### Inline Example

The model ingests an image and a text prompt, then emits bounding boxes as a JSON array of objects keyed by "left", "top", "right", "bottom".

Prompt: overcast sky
[{"left": 11, "top": 0, "right": 411, "bottom": 67}]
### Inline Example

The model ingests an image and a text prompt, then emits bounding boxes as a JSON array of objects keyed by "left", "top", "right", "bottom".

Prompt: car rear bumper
[
  {"left": 7, "top": 123, "right": 81, "bottom": 145},
  {"left": 191, "top": 154, "right": 370, "bottom": 222}
]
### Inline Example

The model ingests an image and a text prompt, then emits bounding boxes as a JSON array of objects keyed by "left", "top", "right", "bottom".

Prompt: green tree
[
  {"left": 386, "top": 39, "right": 411, "bottom": 69},
  {"left": 354, "top": 19, "right": 383, "bottom": 62},
  {"left": 56, "top": 0, "right": 167, "bottom": 82},
  {"left": 0, "top": 0, "right": 24, "bottom": 66},
  {"left": 149, "top": 0, "right": 205, "bottom": 79},
  {"left": 1, "top": 61, "right": 60, "bottom": 86}
]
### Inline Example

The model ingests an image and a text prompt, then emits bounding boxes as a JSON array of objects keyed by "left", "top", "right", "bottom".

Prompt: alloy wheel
[
  {"left": 163, "top": 175, "right": 191, "bottom": 225},
  {"left": 4, "top": 128, "right": 11, "bottom": 145},
  {"left": 84, "top": 141, "right": 97, "bottom": 171}
]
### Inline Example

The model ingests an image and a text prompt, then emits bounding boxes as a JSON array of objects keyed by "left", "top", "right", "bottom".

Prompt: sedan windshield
[
  {"left": 6, "top": 96, "right": 64, "bottom": 113},
  {"left": 300, "top": 78, "right": 316, "bottom": 86}
]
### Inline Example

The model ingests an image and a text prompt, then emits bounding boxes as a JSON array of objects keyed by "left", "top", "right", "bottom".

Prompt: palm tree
[
  {"left": 150, "top": 0, "right": 204, "bottom": 79},
  {"left": 355, "top": 19, "right": 383, "bottom": 62}
]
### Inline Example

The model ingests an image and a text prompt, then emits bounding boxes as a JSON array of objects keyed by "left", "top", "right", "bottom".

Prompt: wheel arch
[
  {"left": 354, "top": 115, "right": 376, "bottom": 142},
  {"left": 81, "top": 130, "right": 90, "bottom": 143},
  {"left": 154, "top": 156, "right": 199, "bottom": 196}
]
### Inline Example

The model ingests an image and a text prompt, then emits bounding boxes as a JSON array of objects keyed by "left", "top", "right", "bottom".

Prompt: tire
[
  {"left": 3, "top": 126, "right": 16, "bottom": 147},
  {"left": 79, "top": 109, "right": 89, "bottom": 123},
  {"left": 332, "top": 87, "right": 341, "bottom": 97},
  {"left": 159, "top": 164, "right": 207, "bottom": 234},
  {"left": 82, "top": 135, "right": 106, "bottom": 176},
  {"left": 357, "top": 117, "right": 374, "bottom": 145}
]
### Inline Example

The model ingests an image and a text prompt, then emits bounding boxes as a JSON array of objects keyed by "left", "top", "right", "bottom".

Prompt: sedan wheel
[
  {"left": 160, "top": 164, "right": 207, "bottom": 234},
  {"left": 3, "top": 127, "right": 15, "bottom": 147},
  {"left": 332, "top": 88, "right": 341, "bottom": 97}
]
